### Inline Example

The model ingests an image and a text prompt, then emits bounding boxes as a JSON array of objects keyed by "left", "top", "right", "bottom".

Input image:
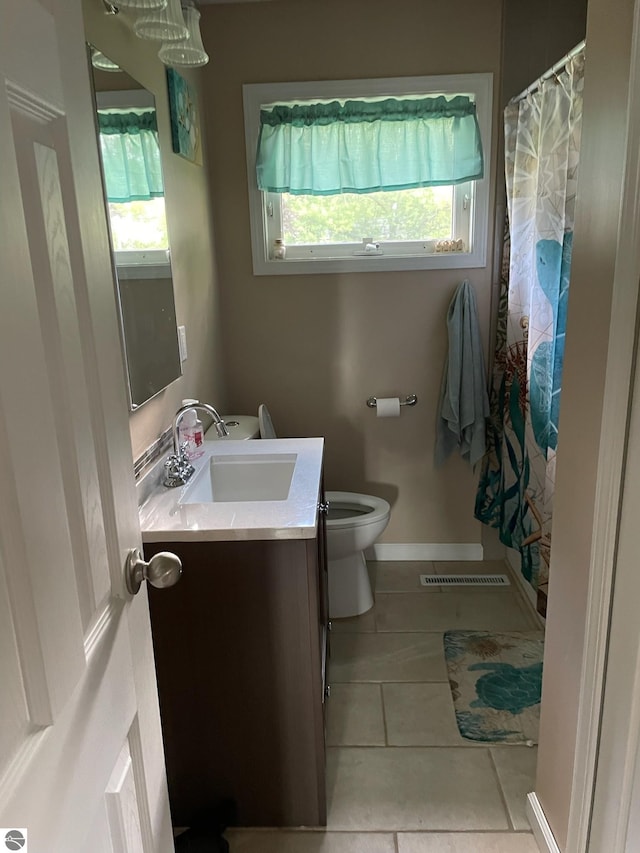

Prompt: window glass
[
  {"left": 108, "top": 198, "right": 169, "bottom": 252},
  {"left": 281, "top": 186, "right": 454, "bottom": 246}
]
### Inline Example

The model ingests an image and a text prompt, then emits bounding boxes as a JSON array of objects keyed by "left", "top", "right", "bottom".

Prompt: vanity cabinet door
[{"left": 146, "top": 535, "right": 327, "bottom": 828}]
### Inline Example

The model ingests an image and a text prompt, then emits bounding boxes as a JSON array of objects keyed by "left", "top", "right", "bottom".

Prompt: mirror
[{"left": 89, "top": 46, "right": 182, "bottom": 410}]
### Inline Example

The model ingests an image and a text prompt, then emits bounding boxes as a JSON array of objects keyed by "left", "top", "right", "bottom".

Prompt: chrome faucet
[
  {"left": 172, "top": 401, "right": 229, "bottom": 451},
  {"left": 163, "top": 401, "right": 229, "bottom": 488}
]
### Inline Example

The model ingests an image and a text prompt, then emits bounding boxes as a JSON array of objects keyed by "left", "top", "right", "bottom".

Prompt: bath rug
[{"left": 443, "top": 630, "right": 544, "bottom": 744}]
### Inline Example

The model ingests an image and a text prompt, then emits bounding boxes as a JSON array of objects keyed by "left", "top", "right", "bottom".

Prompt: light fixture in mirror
[
  {"left": 91, "top": 49, "right": 122, "bottom": 72},
  {"left": 89, "top": 47, "right": 182, "bottom": 409}
]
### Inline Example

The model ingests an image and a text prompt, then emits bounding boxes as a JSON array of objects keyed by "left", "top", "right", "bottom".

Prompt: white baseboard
[
  {"left": 527, "top": 792, "right": 561, "bottom": 853},
  {"left": 365, "top": 543, "right": 483, "bottom": 561}
]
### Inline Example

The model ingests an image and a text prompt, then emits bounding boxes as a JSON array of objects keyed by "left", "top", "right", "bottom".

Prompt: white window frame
[
  {"left": 242, "top": 73, "right": 493, "bottom": 276},
  {"left": 113, "top": 249, "right": 172, "bottom": 280}
]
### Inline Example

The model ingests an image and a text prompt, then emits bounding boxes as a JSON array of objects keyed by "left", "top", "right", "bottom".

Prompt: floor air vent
[{"left": 419, "top": 574, "right": 510, "bottom": 587}]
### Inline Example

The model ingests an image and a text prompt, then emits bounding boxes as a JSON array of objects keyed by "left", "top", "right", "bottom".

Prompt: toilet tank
[{"left": 204, "top": 414, "right": 260, "bottom": 441}]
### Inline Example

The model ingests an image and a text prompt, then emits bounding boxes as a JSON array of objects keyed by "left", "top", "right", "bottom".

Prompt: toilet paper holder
[{"left": 366, "top": 394, "right": 418, "bottom": 409}]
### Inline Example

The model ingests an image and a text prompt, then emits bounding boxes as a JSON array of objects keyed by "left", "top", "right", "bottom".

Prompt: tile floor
[{"left": 228, "top": 560, "right": 542, "bottom": 853}]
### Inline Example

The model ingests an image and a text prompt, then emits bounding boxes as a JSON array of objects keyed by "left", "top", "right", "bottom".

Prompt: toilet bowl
[
  {"left": 324, "top": 491, "right": 390, "bottom": 617},
  {"left": 257, "top": 404, "right": 390, "bottom": 618}
]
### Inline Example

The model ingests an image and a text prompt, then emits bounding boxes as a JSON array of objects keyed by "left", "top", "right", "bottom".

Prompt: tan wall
[
  {"left": 82, "top": 2, "right": 227, "bottom": 460},
  {"left": 501, "top": 0, "right": 588, "bottom": 105},
  {"left": 535, "top": 0, "right": 635, "bottom": 847},
  {"left": 200, "top": 0, "right": 502, "bottom": 544}
]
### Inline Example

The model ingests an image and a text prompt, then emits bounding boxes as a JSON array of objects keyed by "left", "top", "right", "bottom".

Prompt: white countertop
[{"left": 138, "top": 437, "right": 324, "bottom": 542}]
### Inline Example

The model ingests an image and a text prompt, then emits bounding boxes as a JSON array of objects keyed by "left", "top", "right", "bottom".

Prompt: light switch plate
[{"left": 178, "top": 325, "right": 187, "bottom": 362}]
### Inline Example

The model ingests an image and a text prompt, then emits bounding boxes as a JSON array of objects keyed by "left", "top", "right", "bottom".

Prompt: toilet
[
  {"left": 319, "top": 490, "right": 391, "bottom": 618},
  {"left": 203, "top": 414, "right": 260, "bottom": 442},
  {"left": 204, "top": 408, "right": 391, "bottom": 617},
  {"left": 257, "top": 404, "right": 391, "bottom": 618}
]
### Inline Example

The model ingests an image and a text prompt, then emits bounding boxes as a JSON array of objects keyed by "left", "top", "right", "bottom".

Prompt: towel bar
[{"left": 366, "top": 394, "right": 418, "bottom": 409}]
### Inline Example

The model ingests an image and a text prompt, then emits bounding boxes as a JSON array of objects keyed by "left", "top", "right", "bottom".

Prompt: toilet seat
[{"left": 325, "top": 491, "right": 391, "bottom": 530}]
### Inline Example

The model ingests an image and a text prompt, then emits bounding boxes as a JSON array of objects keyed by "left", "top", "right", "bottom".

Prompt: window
[{"left": 243, "top": 74, "right": 492, "bottom": 275}]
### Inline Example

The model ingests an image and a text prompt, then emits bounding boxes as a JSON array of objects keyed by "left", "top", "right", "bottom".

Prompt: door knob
[{"left": 126, "top": 548, "right": 182, "bottom": 595}]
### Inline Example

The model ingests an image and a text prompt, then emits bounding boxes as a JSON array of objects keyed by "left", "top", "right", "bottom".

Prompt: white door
[
  {"left": 0, "top": 2, "right": 174, "bottom": 851},
  {"left": 565, "top": 1, "right": 640, "bottom": 849}
]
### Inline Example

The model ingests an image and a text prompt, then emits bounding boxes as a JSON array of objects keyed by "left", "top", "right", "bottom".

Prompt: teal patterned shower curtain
[{"left": 475, "top": 50, "right": 585, "bottom": 617}]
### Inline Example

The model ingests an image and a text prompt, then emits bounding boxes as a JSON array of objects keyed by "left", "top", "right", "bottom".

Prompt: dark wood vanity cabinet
[{"left": 144, "top": 511, "right": 328, "bottom": 828}]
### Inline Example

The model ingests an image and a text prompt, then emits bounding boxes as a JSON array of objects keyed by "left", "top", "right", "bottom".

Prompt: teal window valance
[
  {"left": 256, "top": 95, "right": 484, "bottom": 196},
  {"left": 98, "top": 109, "right": 164, "bottom": 203}
]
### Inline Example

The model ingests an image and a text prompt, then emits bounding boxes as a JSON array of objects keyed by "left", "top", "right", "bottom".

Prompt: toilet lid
[{"left": 258, "top": 403, "right": 277, "bottom": 439}]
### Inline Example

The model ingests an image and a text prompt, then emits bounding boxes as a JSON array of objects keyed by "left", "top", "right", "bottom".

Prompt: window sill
[
  {"left": 114, "top": 249, "right": 172, "bottom": 280},
  {"left": 252, "top": 250, "right": 486, "bottom": 276},
  {"left": 116, "top": 262, "right": 172, "bottom": 280}
]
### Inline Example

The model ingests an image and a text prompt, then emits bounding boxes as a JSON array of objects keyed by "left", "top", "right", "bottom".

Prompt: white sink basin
[
  {"left": 179, "top": 453, "right": 297, "bottom": 504},
  {"left": 138, "top": 438, "right": 324, "bottom": 542}
]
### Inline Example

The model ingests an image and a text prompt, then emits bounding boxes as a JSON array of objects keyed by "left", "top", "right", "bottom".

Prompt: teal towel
[{"left": 435, "top": 280, "right": 489, "bottom": 467}]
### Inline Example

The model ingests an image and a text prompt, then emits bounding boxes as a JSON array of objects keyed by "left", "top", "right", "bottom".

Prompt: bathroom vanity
[{"left": 138, "top": 439, "right": 328, "bottom": 828}]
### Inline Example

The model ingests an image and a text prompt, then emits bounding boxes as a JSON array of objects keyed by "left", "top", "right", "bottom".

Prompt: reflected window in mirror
[
  {"left": 96, "top": 87, "right": 171, "bottom": 276},
  {"left": 89, "top": 47, "right": 182, "bottom": 410}
]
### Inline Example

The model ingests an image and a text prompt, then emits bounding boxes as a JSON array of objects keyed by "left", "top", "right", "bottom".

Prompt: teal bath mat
[{"left": 444, "top": 630, "right": 544, "bottom": 744}]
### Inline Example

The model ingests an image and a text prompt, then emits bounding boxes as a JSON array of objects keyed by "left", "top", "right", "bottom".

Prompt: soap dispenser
[{"left": 179, "top": 399, "right": 205, "bottom": 460}]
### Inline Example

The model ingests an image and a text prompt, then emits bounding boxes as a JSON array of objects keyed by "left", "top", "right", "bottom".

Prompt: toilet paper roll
[{"left": 376, "top": 397, "right": 401, "bottom": 418}]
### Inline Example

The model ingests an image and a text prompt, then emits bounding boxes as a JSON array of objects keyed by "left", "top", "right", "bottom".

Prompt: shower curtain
[{"left": 475, "top": 50, "right": 585, "bottom": 617}]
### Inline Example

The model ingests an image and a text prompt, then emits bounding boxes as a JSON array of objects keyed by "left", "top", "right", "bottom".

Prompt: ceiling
[{"left": 198, "top": 0, "right": 276, "bottom": 4}]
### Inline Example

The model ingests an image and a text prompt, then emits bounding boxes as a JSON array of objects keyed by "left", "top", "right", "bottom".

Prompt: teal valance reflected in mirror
[{"left": 97, "top": 109, "right": 165, "bottom": 203}]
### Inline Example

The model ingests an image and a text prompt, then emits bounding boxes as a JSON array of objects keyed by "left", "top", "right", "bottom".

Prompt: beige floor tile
[
  {"left": 330, "top": 608, "right": 377, "bottom": 633},
  {"left": 432, "top": 561, "right": 522, "bottom": 596},
  {"left": 327, "top": 684, "right": 386, "bottom": 746},
  {"left": 491, "top": 747, "right": 538, "bottom": 830},
  {"left": 383, "top": 683, "right": 482, "bottom": 747},
  {"left": 432, "top": 561, "right": 510, "bottom": 575},
  {"left": 326, "top": 747, "right": 509, "bottom": 831},
  {"left": 371, "top": 561, "right": 437, "bottom": 593},
  {"left": 371, "top": 561, "right": 520, "bottom": 595},
  {"left": 375, "top": 591, "right": 537, "bottom": 632},
  {"left": 329, "top": 633, "right": 448, "bottom": 683},
  {"left": 226, "top": 829, "right": 395, "bottom": 853},
  {"left": 397, "top": 832, "right": 539, "bottom": 852}
]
